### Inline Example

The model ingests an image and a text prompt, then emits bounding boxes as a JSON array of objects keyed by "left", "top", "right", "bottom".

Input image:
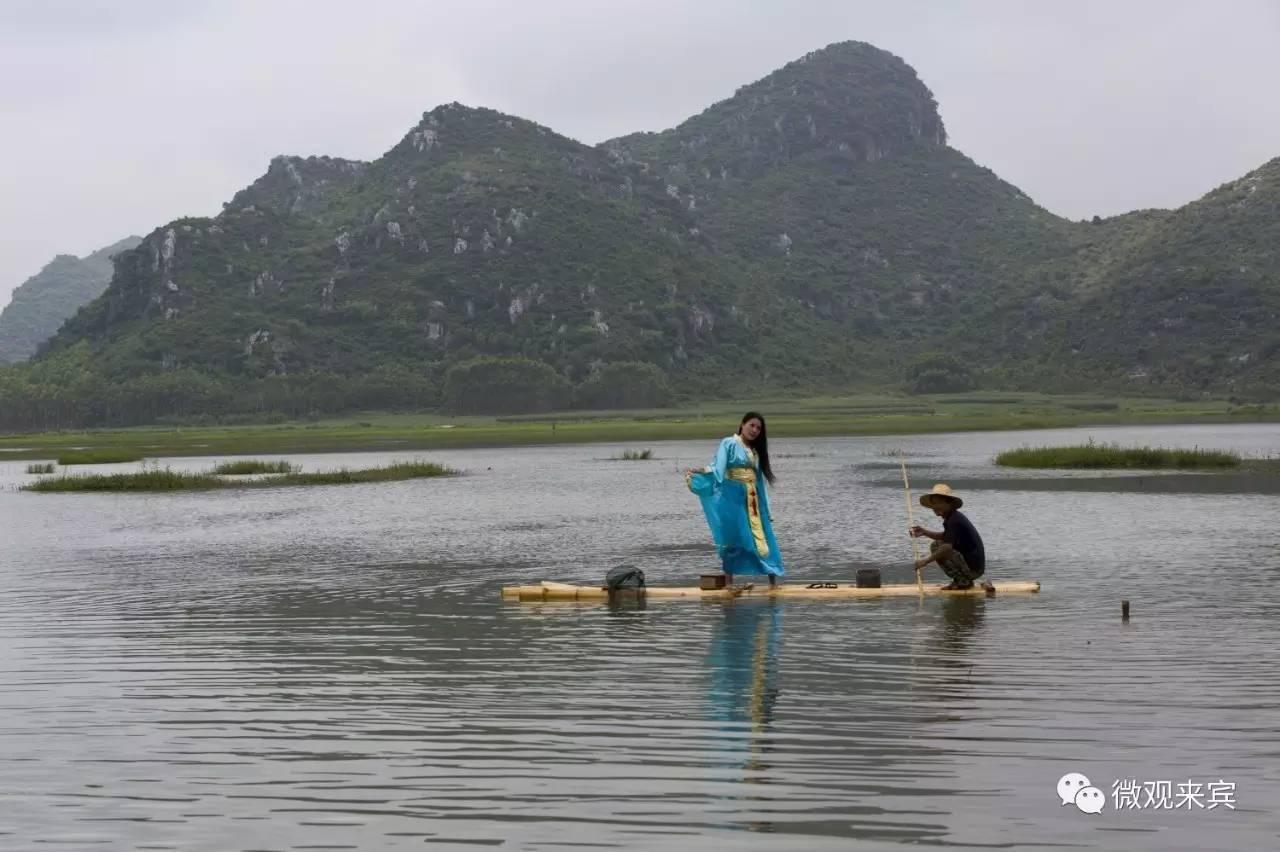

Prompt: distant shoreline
[{"left": 1, "top": 392, "right": 1275, "bottom": 462}]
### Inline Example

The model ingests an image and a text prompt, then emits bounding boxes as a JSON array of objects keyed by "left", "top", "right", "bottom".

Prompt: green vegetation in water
[
  {"left": 25, "top": 469, "right": 225, "bottom": 492},
  {"left": 995, "top": 442, "right": 1241, "bottom": 470},
  {"left": 56, "top": 449, "right": 144, "bottom": 465},
  {"left": 212, "top": 459, "right": 298, "bottom": 475},
  {"left": 25, "top": 462, "right": 55, "bottom": 474},
  {"left": 615, "top": 449, "right": 654, "bottom": 460},
  {"left": 22, "top": 460, "right": 458, "bottom": 492},
  {"left": 284, "top": 461, "right": 454, "bottom": 485}
]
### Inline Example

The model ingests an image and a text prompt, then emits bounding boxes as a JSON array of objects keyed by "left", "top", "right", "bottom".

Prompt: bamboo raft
[{"left": 502, "top": 580, "right": 1041, "bottom": 602}]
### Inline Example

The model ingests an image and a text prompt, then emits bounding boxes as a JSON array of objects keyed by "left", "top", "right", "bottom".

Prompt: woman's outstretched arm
[{"left": 711, "top": 437, "right": 733, "bottom": 483}]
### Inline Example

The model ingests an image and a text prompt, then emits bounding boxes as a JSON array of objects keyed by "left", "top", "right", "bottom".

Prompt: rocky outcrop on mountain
[{"left": 0, "top": 236, "right": 141, "bottom": 362}]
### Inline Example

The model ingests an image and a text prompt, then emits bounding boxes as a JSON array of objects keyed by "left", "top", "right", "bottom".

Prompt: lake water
[{"left": 1, "top": 423, "right": 1277, "bottom": 850}]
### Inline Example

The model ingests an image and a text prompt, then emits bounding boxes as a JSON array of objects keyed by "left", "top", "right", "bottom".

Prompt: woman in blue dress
[{"left": 685, "top": 412, "right": 784, "bottom": 589}]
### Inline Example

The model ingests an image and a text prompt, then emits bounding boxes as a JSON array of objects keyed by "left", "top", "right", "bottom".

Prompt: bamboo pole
[
  {"left": 899, "top": 450, "right": 924, "bottom": 593},
  {"left": 501, "top": 581, "right": 1041, "bottom": 601}
]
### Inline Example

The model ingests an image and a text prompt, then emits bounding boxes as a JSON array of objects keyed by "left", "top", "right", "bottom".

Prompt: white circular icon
[
  {"left": 1074, "top": 785, "right": 1105, "bottom": 814},
  {"left": 1057, "top": 772, "right": 1091, "bottom": 806}
]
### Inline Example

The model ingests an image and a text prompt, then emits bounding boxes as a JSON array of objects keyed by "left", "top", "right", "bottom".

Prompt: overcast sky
[{"left": 2, "top": 0, "right": 1279, "bottom": 306}]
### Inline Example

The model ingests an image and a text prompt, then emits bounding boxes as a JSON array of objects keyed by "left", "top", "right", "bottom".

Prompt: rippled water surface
[{"left": 1, "top": 423, "right": 1278, "bottom": 850}]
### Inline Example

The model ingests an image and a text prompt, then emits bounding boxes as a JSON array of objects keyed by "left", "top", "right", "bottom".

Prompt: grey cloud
[{"left": 0, "top": 0, "right": 211, "bottom": 37}]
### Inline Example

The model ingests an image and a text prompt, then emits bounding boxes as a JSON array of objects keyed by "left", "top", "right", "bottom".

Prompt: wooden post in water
[{"left": 1121, "top": 599, "right": 1130, "bottom": 622}]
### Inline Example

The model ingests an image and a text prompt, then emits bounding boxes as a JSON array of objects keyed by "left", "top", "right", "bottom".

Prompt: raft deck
[{"left": 502, "top": 580, "right": 1041, "bottom": 602}]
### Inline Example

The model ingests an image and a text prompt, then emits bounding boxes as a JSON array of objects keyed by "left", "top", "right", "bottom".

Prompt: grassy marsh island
[
  {"left": 211, "top": 459, "right": 299, "bottom": 475},
  {"left": 615, "top": 449, "right": 655, "bottom": 460},
  {"left": 995, "top": 442, "right": 1241, "bottom": 470},
  {"left": 22, "top": 460, "right": 458, "bottom": 493},
  {"left": 282, "top": 461, "right": 455, "bottom": 485},
  {"left": 25, "top": 462, "right": 55, "bottom": 474}
]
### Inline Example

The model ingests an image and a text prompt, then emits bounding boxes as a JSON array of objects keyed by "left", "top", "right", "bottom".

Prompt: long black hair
[{"left": 738, "top": 411, "right": 775, "bottom": 485}]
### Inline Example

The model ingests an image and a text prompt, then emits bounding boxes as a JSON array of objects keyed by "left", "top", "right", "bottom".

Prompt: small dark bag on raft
[{"left": 603, "top": 565, "right": 645, "bottom": 592}]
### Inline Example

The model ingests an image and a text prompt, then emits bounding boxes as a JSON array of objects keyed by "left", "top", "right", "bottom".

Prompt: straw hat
[{"left": 920, "top": 483, "right": 963, "bottom": 509}]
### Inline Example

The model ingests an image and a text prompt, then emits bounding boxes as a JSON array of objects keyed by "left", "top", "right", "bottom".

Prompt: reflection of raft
[{"left": 502, "top": 580, "right": 1040, "bottom": 602}]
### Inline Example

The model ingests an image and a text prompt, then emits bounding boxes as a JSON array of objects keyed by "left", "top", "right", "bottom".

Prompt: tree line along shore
[{"left": 2, "top": 391, "right": 1275, "bottom": 462}]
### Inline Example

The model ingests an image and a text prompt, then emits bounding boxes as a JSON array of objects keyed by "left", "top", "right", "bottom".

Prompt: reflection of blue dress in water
[
  {"left": 706, "top": 602, "right": 782, "bottom": 826},
  {"left": 687, "top": 435, "right": 784, "bottom": 578},
  {"left": 708, "top": 601, "right": 782, "bottom": 727}
]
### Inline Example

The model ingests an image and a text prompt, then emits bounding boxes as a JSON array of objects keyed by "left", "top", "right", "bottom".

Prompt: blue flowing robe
[{"left": 687, "top": 435, "right": 784, "bottom": 577}]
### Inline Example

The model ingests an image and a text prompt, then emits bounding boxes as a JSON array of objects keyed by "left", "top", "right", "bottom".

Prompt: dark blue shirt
[{"left": 942, "top": 510, "right": 985, "bottom": 572}]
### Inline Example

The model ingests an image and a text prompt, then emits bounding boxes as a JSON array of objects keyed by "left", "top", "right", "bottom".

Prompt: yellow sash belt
[{"left": 726, "top": 467, "right": 769, "bottom": 558}]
